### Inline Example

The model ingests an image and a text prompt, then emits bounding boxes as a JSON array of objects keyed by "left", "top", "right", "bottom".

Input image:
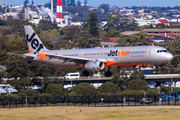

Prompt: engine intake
[{"left": 84, "top": 60, "right": 105, "bottom": 71}]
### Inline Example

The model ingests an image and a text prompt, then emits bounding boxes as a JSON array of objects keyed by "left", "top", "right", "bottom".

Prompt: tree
[
  {"left": 0, "top": 19, "right": 6, "bottom": 26},
  {"left": 24, "top": 0, "right": 29, "bottom": 8},
  {"left": 98, "top": 81, "right": 121, "bottom": 94},
  {"left": 98, "top": 4, "right": 110, "bottom": 14},
  {"left": 77, "top": 0, "right": 81, "bottom": 6},
  {"left": 111, "top": 73, "right": 126, "bottom": 89},
  {"left": 156, "top": 23, "right": 165, "bottom": 28},
  {"left": 32, "top": 0, "right": 34, "bottom": 5},
  {"left": 88, "top": 12, "right": 99, "bottom": 37},
  {"left": 46, "top": 84, "right": 67, "bottom": 96},
  {"left": 62, "top": 0, "right": 66, "bottom": 5},
  {"left": 105, "top": 11, "right": 138, "bottom": 32},
  {"left": 18, "top": 12, "right": 24, "bottom": 20},
  {"left": 38, "top": 20, "right": 58, "bottom": 31},
  {"left": 116, "top": 32, "right": 153, "bottom": 47},
  {"left": 72, "top": 83, "right": 96, "bottom": 96},
  {"left": 127, "top": 78, "right": 148, "bottom": 91},
  {"left": 107, "top": 28, "right": 119, "bottom": 37},
  {"left": 67, "top": 0, "right": 70, "bottom": 6},
  {"left": 70, "top": 0, "right": 75, "bottom": 6},
  {"left": 84, "top": 0, "right": 87, "bottom": 6},
  {"left": 0, "top": 71, "right": 6, "bottom": 84},
  {"left": 63, "top": 25, "right": 81, "bottom": 40},
  {"left": 18, "top": 89, "right": 39, "bottom": 97},
  {"left": 75, "top": 35, "right": 100, "bottom": 48}
]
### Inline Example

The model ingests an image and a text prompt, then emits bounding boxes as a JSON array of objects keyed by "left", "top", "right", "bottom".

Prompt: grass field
[{"left": 0, "top": 106, "right": 180, "bottom": 120}]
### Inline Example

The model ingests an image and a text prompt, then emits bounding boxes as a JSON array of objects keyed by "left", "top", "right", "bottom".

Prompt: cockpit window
[{"left": 157, "top": 50, "right": 169, "bottom": 53}]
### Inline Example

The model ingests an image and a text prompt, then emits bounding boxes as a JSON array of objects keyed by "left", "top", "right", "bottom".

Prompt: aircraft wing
[{"left": 41, "top": 52, "right": 107, "bottom": 64}]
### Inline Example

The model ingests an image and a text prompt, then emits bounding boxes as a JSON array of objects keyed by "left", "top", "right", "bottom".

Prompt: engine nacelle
[{"left": 84, "top": 60, "right": 105, "bottom": 71}]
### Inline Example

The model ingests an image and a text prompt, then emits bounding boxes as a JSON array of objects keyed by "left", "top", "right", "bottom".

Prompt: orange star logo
[
  {"left": 29, "top": 49, "right": 33, "bottom": 54},
  {"left": 37, "top": 50, "right": 49, "bottom": 62}
]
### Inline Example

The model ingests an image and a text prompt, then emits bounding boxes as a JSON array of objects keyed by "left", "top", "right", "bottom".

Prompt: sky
[{"left": 4, "top": 0, "right": 180, "bottom": 7}]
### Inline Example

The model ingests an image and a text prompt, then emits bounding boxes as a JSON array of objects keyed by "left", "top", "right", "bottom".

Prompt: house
[
  {"left": 155, "top": 17, "right": 170, "bottom": 26},
  {"left": 99, "top": 37, "right": 118, "bottom": 42},
  {"left": 134, "top": 17, "right": 155, "bottom": 26},
  {"left": 99, "top": 37, "right": 119, "bottom": 47}
]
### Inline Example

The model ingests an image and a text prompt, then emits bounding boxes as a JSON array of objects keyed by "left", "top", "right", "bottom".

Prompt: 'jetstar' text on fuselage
[{"left": 108, "top": 50, "right": 131, "bottom": 56}]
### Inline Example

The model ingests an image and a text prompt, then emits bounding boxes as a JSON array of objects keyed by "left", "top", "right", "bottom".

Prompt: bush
[
  {"left": 46, "top": 84, "right": 67, "bottom": 97},
  {"left": 127, "top": 79, "right": 148, "bottom": 91},
  {"left": 0, "top": 94, "right": 19, "bottom": 105},
  {"left": 17, "top": 89, "right": 39, "bottom": 104},
  {"left": 37, "top": 93, "right": 52, "bottom": 104},
  {"left": 98, "top": 81, "right": 121, "bottom": 94}
]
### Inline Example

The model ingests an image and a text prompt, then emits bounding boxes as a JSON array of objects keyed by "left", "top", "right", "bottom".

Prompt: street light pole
[{"left": 142, "top": 90, "right": 146, "bottom": 98}]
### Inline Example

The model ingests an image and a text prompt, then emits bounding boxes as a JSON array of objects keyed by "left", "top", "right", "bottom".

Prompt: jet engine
[{"left": 84, "top": 60, "right": 105, "bottom": 71}]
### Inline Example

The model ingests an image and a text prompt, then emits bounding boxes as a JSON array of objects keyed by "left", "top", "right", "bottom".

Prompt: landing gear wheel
[
  {"left": 83, "top": 70, "right": 89, "bottom": 76},
  {"left": 104, "top": 71, "right": 112, "bottom": 77}
]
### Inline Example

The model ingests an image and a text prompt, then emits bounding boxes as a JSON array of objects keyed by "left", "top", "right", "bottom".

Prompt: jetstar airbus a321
[{"left": 11, "top": 25, "right": 174, "bottom": 77}]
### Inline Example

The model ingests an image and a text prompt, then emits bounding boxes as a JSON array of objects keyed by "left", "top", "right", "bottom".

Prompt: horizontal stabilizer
[{"left": 7, "top": 53, "right": 35, "bottom": 60}]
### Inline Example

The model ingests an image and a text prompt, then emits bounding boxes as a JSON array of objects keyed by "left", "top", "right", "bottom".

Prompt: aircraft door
[
  {"left": 80, "top": 52, "right": 84, "bottom": 58},
  {"left": 147, "top": 47, "right": 152, "bottom": 57}
]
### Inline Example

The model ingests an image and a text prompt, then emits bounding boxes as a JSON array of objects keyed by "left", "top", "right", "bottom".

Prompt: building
[
  {"left": 143, "top": 28, "right": 180, "bottom": 39},
  {"left": 134, "top": 18, "right": 155, "bottom": 26},
  {"left": 155, "top": 17, "right": 170, "bottom": 26},
  {"left": 151, "top": 36, "right": 173, "bottom": 43}
]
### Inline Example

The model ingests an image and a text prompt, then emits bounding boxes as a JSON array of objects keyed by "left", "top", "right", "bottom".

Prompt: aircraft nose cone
[{"left": 166, "top": 53, "right": 173, "bottom": 61}]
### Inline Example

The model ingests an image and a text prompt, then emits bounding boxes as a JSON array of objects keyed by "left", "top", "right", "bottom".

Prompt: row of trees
[{"left": 0, "top": 71, "right": 157, "bottom": 101}]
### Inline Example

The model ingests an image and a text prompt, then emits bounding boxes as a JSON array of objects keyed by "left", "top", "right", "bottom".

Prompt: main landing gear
[
  {"left": 83, "top": 70, "right": 89, "bottom": 76},
  {"left": 82, "top": 68, "right": 112, "bottom": 77},
  {"left": 104, "top": 68, "right": 112, "bottom": 77},
  {"left": 104, "top": 71, "right": 112, "bottom": 77}
]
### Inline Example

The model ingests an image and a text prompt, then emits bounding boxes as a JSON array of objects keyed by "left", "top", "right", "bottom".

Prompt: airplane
[{"left": 9, "top": 25, "right": 174, "bottom": 77}]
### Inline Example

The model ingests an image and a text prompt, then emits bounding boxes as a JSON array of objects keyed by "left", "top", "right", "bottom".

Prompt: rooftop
[
  {"left": 120, "top": 31, "right": 141, "bottom": 35},
  {"left": 143, "top": 28, "right": 180, "bottom": 32}
]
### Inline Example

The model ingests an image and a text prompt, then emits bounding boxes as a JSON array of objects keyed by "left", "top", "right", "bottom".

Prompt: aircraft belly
[{"left": 44, "top": 58, "right": 77, "bottom": 67}]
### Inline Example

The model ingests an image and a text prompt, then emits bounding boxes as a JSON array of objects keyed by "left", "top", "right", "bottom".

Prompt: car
[
  {"left": 64, "top": 72, "right": 80, "bottom": 79},
  {"left": 139, "top": 98, "right": 153, "bottom": 104},
  {"left": 66, "top": 87, "right": 72, "bottom": 92}
]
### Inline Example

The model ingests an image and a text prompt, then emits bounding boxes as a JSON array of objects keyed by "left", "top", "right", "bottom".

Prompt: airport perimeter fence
[{"left": 0, "top": 94, "right": 180, "bottom": 108}]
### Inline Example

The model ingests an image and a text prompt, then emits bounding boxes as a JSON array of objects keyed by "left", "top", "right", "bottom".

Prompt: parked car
[
  {"left": 159, "top": 94, "right": 175, "bottom": 101},
  {"left": 139, "top": 98, "right": 153, "bottom": 104}
]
